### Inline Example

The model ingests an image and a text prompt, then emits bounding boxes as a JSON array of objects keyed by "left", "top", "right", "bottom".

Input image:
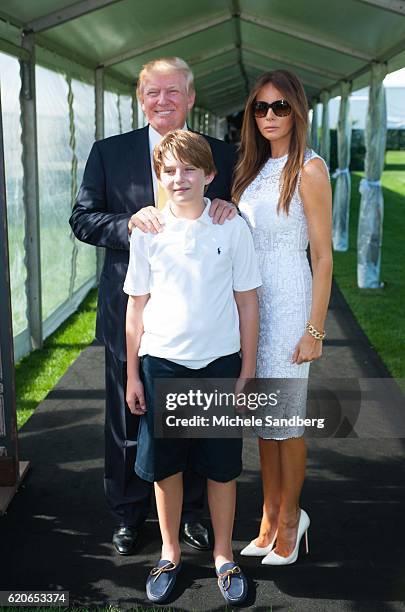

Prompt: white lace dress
[{"left": 239, "top": 149, "right": 327, "bottom": 439}]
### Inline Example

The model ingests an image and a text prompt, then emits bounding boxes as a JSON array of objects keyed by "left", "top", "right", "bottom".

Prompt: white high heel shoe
[
  {"left": 240, "top": 531, "right": 277, "bottom": 557},
  {"left": 261, "top": 509, "right": 310, "bottom": 565}
]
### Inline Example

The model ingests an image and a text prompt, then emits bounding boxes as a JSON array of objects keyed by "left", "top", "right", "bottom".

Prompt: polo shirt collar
[{"left": 163, "top": 197, "right": 212, "bottom": 225}]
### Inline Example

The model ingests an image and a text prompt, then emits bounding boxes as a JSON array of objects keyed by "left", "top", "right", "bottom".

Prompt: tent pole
[
  {"left": 95, "top": 66, "right": 105, "bottom": 282},
  {"left": 0, "top": 78, "right": 29, "bottom": 513},
  {"left": 332, "top": 81, "right": 352, "bottom": 252},
  {"left": 357, "top": 62, "right": 387, "bottom": 288},
  {"left": 193, "top": 106, "right": 199, "bottom": 131},
  {"left": 320, "top": 90, "right": 331, "bottom": 168},
  {"left": 95, "top": 66, "right": 104, "bottom": 140},
  {"left": 131, "top": 89, "right": 138, "bottom": 130},
  {"left": 19, "top": 31, "right": 43, "bottom": 351},
  {"left": 310, "top": 100, "right": 319, "bottom": 153}
]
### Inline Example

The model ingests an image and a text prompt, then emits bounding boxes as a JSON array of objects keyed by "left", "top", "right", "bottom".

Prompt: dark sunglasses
[{"left": 252, "top": 99, "right": 292, "bottom": 118}]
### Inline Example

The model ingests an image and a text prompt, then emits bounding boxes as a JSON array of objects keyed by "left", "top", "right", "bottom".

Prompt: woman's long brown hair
[{"left": 232, "top": 70, "right": 309, "bottom": 214}]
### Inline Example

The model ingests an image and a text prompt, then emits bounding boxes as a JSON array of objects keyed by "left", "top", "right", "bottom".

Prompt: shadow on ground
[{"left": 1, "top": 285, "right": 405, "bottom": 611}]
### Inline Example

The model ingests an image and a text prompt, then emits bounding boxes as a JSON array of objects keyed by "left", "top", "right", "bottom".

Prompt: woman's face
[{"left": 254, "top": 82, "right": 294, "bottom": 146}]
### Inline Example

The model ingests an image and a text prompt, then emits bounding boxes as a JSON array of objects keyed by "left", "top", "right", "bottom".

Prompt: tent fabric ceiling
[{"left": 0, "top": 0, "right": 404, "bottom": 116}]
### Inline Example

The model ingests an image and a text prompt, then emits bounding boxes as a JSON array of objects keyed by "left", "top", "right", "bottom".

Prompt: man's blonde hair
[
  {"left": 153, "top": 130, "right": 217, "bottom": 180},
  {"left": 136, "top": 57, "right": 194, "bottom": 99}
]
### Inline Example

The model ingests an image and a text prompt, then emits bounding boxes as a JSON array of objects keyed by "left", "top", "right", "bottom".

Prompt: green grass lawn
[
  {"left": 332, "top": 150, "right": 405, "bottom": 379},
  {"left": 15, "top": 288, "right": 98, "bottom": 429}
]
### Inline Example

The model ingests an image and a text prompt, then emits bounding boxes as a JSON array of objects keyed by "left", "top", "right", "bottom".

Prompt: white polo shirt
[{"left": 123, "top": 198, "right": 262, "bottom": 368}]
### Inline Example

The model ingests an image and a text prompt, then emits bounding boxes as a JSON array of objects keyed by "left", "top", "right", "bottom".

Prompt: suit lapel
[{"left": 128, "top": 125, "right": 155, "bottom": 210}]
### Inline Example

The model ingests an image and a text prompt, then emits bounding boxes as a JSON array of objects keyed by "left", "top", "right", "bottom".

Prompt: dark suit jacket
[{"left": 69, "top": 125, "right": 237, "bottom": 360}]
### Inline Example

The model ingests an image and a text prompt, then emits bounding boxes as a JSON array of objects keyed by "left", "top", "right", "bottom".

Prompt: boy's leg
[
  {"left": 142, "top": 354, "right": 209, "bottom": 548},
  {"left": 195, "top": 352, "right": 242, "bottom": 567},
  {"left": 142, "top": 357, "right": 185, "bottom": 602},
  {"left": 208, "top": 475, "right": 248, "bottom": 605},
  {"left": 188, "top": 353, "right": 247, "bottom": 603},
  {"left": 207, "top": 478, "right": 236, "bottom": 568},
  {"left": 154, "top": 472, "right": 183, "bottom": 565}
]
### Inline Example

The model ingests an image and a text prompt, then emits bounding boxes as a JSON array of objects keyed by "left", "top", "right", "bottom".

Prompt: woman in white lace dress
[{"left": 234, "top": 71, "right": 332, "bottom": 565}]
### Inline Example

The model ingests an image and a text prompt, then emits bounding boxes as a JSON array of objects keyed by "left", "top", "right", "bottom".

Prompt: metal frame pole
[
  {"left": 19, "top": 31, "right": 43, "bottom": 350},
  {"left": 206, "top": 111, "right": 211, "bottom": 135},
  {"left": 131, "top": 89, "right": 138, "bottom": 130},
  {"left": 66, "top": 75, "right": 79, "bottom": 298},
  {"left": 0, "top": 79, "right": 29, "bottom": 512},
  {"left": 137, "top": 99, "right": 146, "bottom": 128},
  {"left": 193, "top": 107, "right": 199, "bottom": 132},
  {"left": 209, "top": 113, "right": 216, "bottom": 137},
  {"left": 117, "top": 93, "right": 122, "bottom": 134},
  {"left": 0, "top": 79, "right": 18, "bottom": 487},
  {"left": 95, "top": 66, "right": 104, "bottom": 140},
  {"left": 310, "top": 101, "right": 319, "bottom": 153},
  {"left": 216, "top": 116, "right": 226, "bottom": 140},
  {"left": 95, "top": 66, "right": 105, "bottom": 281},
  {"left": 187, "top": 108, "right": 194, "bottom": 129},
  {"left": 320, "top": 90, "right": 331, "bottom": 168}
]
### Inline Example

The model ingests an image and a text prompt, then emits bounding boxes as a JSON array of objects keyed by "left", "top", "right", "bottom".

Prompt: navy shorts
[{"left": 135, "top": 353, "right": 242, "bottom": 483}]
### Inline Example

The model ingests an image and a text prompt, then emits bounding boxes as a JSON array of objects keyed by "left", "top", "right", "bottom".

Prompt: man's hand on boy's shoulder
[
  {"left": 128, "top": 199, "right": 238, "bottom": 235},
  {"left": 209, "top": 198, "right": 238, "bottom": 224},
  {"left": 128, "top": 206, "right": 166, "bottom": 235}
]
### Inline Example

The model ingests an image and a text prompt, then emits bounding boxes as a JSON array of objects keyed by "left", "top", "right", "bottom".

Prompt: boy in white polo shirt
[{"left": 123, "top": 130, "right": 261, "bottom": 605}]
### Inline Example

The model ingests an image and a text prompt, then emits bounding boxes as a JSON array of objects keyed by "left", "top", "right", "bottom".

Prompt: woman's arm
[{"left": 293, "top": 158, "right": 333, "bottom": 364}]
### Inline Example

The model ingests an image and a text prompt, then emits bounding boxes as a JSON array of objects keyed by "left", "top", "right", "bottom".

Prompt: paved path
[{"left": 1, "top": 283, "right": 404, "bottom": 611}]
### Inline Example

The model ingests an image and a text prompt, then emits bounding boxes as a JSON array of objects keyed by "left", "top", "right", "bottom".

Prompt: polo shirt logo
[{"left": 217, "top": 247, "right": 221, "bottom": 255}]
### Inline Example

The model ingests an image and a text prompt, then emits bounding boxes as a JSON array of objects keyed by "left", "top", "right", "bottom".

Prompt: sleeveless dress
[{"left": 238, "top": 149, "right": 328, "bottom": 440}]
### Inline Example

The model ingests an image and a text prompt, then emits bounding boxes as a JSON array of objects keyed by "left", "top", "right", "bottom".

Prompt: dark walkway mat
[{"left": 1, "top": 284, "right": 404, "bottom": 611}]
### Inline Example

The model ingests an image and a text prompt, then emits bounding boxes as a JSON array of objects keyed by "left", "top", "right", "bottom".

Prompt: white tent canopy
[{"left": 0, "top": 0, "right": 404, "bottom": 113}]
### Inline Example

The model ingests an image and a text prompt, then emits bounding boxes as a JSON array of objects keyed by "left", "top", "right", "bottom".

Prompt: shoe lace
[
  {"left": 150, "top": 561, "right": 177, "bottom": 583},
  {"left": 217, "top": 565, "right": 241, "bottom": 591}
]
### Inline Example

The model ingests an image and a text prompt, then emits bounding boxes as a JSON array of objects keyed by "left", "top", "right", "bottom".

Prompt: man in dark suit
[{"left": 69, "top": 57, "right": 237, "bottom": 555}]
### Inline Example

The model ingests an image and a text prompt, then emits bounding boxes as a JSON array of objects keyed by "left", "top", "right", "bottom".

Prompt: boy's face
[{"left": 159, "top": 152, "right": 214, "bottom": 205}]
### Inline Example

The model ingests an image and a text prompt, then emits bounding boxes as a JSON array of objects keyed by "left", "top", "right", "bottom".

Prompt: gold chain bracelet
[{"left": 306, "top": 321, "right": 326, "bottom": 341}]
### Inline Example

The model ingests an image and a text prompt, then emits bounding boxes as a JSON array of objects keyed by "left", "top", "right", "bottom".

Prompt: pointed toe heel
[
  {"left": 261, "top": 509, "right": 310, "bottom": 566},
  {"left": 240, "top": 531, "right": 277, "bottom": 556}
]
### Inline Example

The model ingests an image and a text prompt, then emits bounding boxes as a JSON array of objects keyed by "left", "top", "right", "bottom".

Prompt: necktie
[{"left": 157, "top": 181, "right": 169, "bottom": 210}]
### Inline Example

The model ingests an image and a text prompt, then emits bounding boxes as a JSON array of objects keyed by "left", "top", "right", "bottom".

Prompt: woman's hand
[
  {"left": 209, "top": 198, "right": 238, "bottom": 224},
  {"left": 292, "top": 332, "right": 323, "bottom": 365},
  {"left": 235, "top": 376, "right": 249, "bottom": 397},
  {"left": 126, "top": 377, "right": 147, "bottom": 415},
  {"left": 128, "top": 206, "right": 165, "bottom": 234},
  {"left": 234, "top": 376, "right": 254, "bottom": 414}
]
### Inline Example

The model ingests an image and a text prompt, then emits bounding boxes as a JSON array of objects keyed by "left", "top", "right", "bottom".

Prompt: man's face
[
  {"left": 159, "top": 151, "right": 214, "bottom": 206},
  {"left": 140, "top": 71, "right": 195, "bottom": 135}
]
